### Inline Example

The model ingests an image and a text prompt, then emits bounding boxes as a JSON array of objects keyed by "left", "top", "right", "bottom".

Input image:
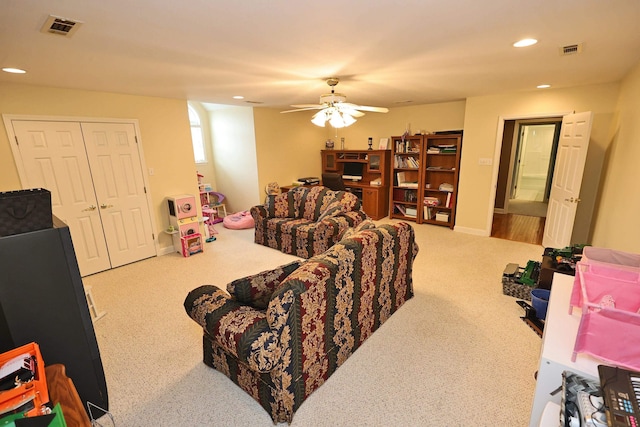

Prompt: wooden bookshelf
[{"left": 389, "top": 133, "right": 462, "bottom": 228}]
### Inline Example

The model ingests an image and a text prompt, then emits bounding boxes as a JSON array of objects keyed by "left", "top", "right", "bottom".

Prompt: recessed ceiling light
[
  {"left": 537, "top": 84, "right": 551, "bottom": 89},
  {"left": 2, "top": 67, "right": 27, "bottom": 74},
  {"left": 513, "top": 38, "right": 538, "bottom": 48},
  {"left": 233, "top": 96, "right": 244, "bottom": 100}
]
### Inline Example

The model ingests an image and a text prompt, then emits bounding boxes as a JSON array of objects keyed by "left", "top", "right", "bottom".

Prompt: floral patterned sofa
[
  {"left": 184, "top": 221, "right": 418, "bottom": 423},
  {"left": 250, "top": 185, "right": 368, "bottom": 258}
]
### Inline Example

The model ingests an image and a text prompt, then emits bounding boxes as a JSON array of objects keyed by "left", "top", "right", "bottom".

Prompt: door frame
[
  {"left": 487, "top": 111, "right": 572, "bottom": 236},
  {"left": 2, "top": 114, "right": 160, "bottom": 258}
]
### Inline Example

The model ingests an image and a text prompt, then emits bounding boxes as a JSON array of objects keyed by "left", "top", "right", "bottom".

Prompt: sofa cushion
[
  {"left": 294, "top": 186, "right": 328, "bottom": 220},
  {"left": 265, "top": 191, "right": 296, "bottom": 218},
  {"left": 227, "top": 260, "right": 302, "bottom": 309}
]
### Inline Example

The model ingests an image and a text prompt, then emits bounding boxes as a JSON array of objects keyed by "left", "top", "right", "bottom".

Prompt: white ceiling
[{"left": 2, "top": 0, "right": 640, "bottom": 110}]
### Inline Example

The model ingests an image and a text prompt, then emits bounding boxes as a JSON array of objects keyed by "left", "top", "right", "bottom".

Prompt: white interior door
[
  {"left": 81, "top": 122, "right": 156, "bottom": 268},
  {"left": 542, "top": 112, "right": 593, "bottom": 248},
  {"left": 10, "top": 120, "right": 111, "bottom": 276}
]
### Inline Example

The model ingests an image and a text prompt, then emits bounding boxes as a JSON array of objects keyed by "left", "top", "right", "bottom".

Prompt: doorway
[
  {"left": 492, "top": 117, "right": 562, "bottom": 244},
  {"left": 509, "top": 120, "right": 561, "bottom": 216}
]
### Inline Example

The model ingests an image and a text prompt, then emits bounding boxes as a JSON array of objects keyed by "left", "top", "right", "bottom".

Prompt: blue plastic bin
[{"left": 531, "top": 289, "right": 551, "bottom": 320}]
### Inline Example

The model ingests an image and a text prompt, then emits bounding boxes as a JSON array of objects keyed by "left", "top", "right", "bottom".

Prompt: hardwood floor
[{"left": 491, "top": 213, "right": 545, "bottom": 245}]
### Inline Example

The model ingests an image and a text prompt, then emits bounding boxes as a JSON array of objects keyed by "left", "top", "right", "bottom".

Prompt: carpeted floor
[{"left": 84, "top": 218, "right": 544, "bottom": 426}]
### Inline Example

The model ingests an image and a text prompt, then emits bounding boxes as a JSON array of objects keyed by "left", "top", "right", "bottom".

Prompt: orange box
[{"left": 0, "top": 342, "right": 49, "bottom": 418}]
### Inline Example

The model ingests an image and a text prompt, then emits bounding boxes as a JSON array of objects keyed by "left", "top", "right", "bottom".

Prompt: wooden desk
[{"left": 279, "top": 183, "right": 388, "bottom": 220}]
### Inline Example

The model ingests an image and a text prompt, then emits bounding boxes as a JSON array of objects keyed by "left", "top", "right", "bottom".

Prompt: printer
[{"left": 297, "top": 177, "right": 320, "bottom": 185}]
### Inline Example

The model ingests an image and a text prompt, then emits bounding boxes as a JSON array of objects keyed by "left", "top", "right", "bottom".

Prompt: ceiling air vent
[
  {"left": 560, "top": 43, "right": 583, "bottom": 56},
  {"left": 40, "top": 15, "right": 83, "bottom": 37}
]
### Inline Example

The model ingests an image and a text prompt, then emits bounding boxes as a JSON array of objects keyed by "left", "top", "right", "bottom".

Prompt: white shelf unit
[{"left": 529, "top": 273, "right": 600, "bottom": 427}]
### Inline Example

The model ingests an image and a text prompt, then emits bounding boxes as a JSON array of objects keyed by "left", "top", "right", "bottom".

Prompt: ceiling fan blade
[
  {"left": 336, "top": 106, "right": 365, "bottom": 117},
  {"left": 280, "top": 106, "right": 324, "bottom": 113},
  {"left": 291, "top": 104, "right": 324, "bottom": 108},
  {"left": 352, "top": 105, "right": 389, "bottom": 113}
]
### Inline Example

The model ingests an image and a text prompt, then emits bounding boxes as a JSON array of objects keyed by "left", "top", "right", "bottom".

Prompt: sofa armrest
[
  {"left": 184, "top": 285, "right": 282, "bottom": 373},
  {"left": 250, "top": 204, "right": 268, "bottom": 221},
  {"left": 227, "top": 260, "right": 302, "bottom": 309}
]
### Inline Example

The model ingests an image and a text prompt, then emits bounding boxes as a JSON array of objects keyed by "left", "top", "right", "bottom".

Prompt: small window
[{"left": 188, "top": 105, "right": 206, "bottom": 163}]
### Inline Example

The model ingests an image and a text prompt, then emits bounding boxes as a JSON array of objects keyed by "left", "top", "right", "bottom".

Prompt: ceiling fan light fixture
[
  {"left": 328, "top": 111, "right": 356, "bottom": 128},
  {"left": 311, "top": 110, "right": 328, "bottom": 127},
  {"left": 340, "top": 112, "right": 356, "bottom": 127},
  {"left": 284, "top": 77, "right": 385, "bottom": 128}
]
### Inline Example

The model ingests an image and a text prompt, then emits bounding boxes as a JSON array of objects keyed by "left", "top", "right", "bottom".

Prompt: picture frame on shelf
[{"left": 378, "top": 137, "right": 389, "bottom": 150}]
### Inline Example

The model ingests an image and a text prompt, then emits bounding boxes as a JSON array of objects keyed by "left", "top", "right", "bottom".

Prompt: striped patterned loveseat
[
  {"left": 184, "top": 221, "right": 418, "bottom": 423},
  {"left": 251, "top": 185, "right": 368, "bottom": 258}
]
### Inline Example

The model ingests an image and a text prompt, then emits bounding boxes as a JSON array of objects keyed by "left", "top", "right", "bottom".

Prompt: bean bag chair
[{"left": 223, "top": 210, "right": 255, "bottom": 229}]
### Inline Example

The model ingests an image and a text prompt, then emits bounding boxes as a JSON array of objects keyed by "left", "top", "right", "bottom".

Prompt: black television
[{"left": 342, "top": 162, "right": 364, "bottom": 181}]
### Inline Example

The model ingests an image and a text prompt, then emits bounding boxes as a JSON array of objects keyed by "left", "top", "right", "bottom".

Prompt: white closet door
[
  {"left": 11, "top": 120, "right": 111, "bottom": 276},
  {"left": 81, "top": 122, "right": 156, "bottom": 268}
]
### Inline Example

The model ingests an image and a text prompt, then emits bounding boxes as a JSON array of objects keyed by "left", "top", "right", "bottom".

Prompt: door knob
[
  {"left": 100, "top": 204, "right": 114, "bottom": 209},
  {"left": 82, "top": 205, "right": 97, "bottom": 212},
  {"left": 564, "top": 197, "right": 581, "bottom": 203}
]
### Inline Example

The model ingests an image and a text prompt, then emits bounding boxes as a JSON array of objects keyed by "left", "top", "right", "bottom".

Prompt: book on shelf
[
  {"left": 394, "top": 204, "right": 406, "bottom": 215},
  {"left": 424, "top": 207, "right": 432, "bottom": 220},
  {"left": 427, "top": 145, "right": 457, "bottom": 154},
  {"left": 396, "top": 171, "right": 418, "bottom": 188},
  {"left": 394, "top": 155, "right": 419, "bottom": 169},
  {"left": 405, "top": 207, "right": 417, "bottom": 218},
  {"left": 445, "top": 192, "right": 452, "bottom": 208},
  {"left": 424, "top": 196, "right": 440, "bottom": 206}
]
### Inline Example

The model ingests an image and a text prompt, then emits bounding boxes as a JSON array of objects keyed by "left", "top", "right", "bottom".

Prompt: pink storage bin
[
  {"left": 583, "top": 246, "right": 640, "bottom": 268},
  {"left": 573, "top": 308, "right": 640, "bottom": 371},
  {"left": 569, "top": 247, "right": 640, "bottom": 311},
  {"left": 568, "top": 247, "right": 640, "bottom": 371}
]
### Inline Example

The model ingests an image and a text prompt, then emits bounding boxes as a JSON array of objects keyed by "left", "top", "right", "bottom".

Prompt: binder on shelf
[{"left": 435, "top": 212, "right": 450, "bottom": 222}]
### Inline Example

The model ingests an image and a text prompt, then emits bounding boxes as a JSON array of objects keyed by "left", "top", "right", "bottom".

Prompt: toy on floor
[{"left": 223, "top": 210, "right": 255, "bottom": 229}]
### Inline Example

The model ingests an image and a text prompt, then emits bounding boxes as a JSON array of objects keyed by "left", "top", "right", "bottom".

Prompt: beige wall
[
  {"left": 250, "top": 101, "right": 466, "bottom": 194},
  {"left": 208, "top": 105, "right": 261, "bottom": 212},
  {"left": 327, "top": 101, "right": 466, "bottom": 151},
  {"left": 253, "top": 108, "right": 325, "bottom": 196},
  {"left": 590, "top": 62, "right": 640, "bottom": 252},
  {"left": 0, "top": 82, "right": 197, "bottom": 253},
  {"left": 457, "top": 84, "right": 620, "bottom": 242}
]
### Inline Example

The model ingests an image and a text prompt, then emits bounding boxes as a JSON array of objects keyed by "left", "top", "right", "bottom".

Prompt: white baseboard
[
  {"left": 454, "top": 225, "right": 490, "bottom": 237},
  {"left": 158, "top": 246, "right": 177, "bottom": 256}
]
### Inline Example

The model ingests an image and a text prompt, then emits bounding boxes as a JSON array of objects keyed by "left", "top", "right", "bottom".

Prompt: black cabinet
[{"left": 0, "top": 217, "right": 108, "bottom": 414}]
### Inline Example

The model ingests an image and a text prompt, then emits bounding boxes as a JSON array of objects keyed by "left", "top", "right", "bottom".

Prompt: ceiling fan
[{"left": 281, "top": 77, "right": 389, "bottom": 128}]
